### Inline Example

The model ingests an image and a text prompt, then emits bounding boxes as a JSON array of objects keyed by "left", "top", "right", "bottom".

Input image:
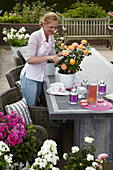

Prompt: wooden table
[{"left": 43, "top": 48, "right": 113, "bottom": 160}]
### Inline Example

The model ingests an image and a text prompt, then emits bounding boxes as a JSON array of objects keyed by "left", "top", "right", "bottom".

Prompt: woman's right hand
[{"left": 49, "top": 55, "right": 60, "bottom": 64}]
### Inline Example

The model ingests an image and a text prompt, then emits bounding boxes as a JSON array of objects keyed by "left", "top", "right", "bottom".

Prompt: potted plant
[
  {"left": 63, "top": 137, "right": 108, "bottom": 170},
  {"left": 2, "top": 26, "right": 30, "bottom": 59},
  {"left": 0, "top": 111, "right": 37, "bottom": 169},
  {"left": 54, "top": 32, "right": 92, "bottom": 89}
]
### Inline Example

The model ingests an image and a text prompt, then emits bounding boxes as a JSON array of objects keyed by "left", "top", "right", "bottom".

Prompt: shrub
[
  {"left": 0, "top": 10, "right": 23, "bottom": 23},
  {"left": 0, "top": 1, "right": 56, "bottom": 23},
  {"left": 62, "top": 0, "right": 107, "bottom": 18}
]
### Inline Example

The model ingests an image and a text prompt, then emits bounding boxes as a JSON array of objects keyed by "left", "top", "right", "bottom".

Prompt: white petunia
[
  {"left": 10, "top": 28, "right": 17, "bottom": 33},
  {"left": 2, "top": 30, "right": 7, "bottom": 35},
  {"left": 25, "top": 33, "right": 30, "bottom": 39},
  {"left": 4, "top": 153, "right": 13, "bottom": 164},
  {"left": 0, "top": 141, "right": 10, "bottom": 152},
  {"left": 71, "top": 146, "right": 79, "bottom": 153},
  {"left": 84, "top": 137, "right": 94, "bottom": 143},
  {"left": 87, "top": 154, "right": 94, "bottom": 161},
  {"left": 3, "top": 37, "right": 7, "bottom": 42},
  {"left": 19, "top": 27, "right": 26, "bottom": 33},
  {"left": 63, "top": 153, "right": 68, "bottom": 160},
  {"left": 85, "top": 167, "right": 96, "bottom": 170}
]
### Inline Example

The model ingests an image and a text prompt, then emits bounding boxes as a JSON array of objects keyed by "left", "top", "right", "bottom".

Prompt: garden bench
[{"left": 62, "top": 17, "right": 113, "bottom": 50}]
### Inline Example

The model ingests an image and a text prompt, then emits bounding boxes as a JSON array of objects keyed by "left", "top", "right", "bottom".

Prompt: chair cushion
[{"left": 5, "top": 98, "right": 32, "bottom": 125}]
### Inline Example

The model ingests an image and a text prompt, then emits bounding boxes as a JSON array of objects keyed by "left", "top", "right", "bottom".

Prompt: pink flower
[
  {"left": 62, "top": 50, "right": 69, "bottom": 56},
  {"left": 98, "top": 153, "right": 108, "bottom": 161}
]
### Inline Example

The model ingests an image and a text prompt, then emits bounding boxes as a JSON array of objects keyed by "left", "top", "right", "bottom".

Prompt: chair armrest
[
  {"left": 28, "top": 106, "right": 61, "bottom": 127},
  {"left": 108, "top": 25, "right": 113, "bottom": 31},
  {"left": 62, "top": 26, "right": 67, "bottom": 34},
  {"left": 32, "top": 124, "right": 48, "bottom": 147},
  {"left": 28, "top": 106, "right": 49, "bottom": 126}
]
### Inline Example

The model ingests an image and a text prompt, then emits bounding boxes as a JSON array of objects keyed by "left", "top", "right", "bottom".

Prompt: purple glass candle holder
[
  {"left": 68, "top": 88, "right": 78, "bottom": 104},
  {"left": 98, "top": 86, "right": 106, "bottom": 94},
  {"left": 98, "top": 80, "right": 106, "bottom": 94}
]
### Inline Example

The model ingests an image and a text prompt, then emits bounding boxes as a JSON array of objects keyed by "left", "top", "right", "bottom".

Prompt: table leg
[{"left": 74, "top": 119, "right": 81, "bottom": 146}]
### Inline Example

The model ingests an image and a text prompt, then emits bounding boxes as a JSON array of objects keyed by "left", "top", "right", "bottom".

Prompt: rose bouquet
[
  {"left": 63, "top": 137, "right": 108, "bottom": 170},
  {"left": 0, "top": 111, "right": 37, "bottom": 166},
  {"left": 2, "top": 26, "right": 30, "bottom": 47},
  {"left": 54, "top": 39, "right": 92, "bottom": 74},
  {"left": 53, "top": 30, "right": 92, "bottom": 74}
]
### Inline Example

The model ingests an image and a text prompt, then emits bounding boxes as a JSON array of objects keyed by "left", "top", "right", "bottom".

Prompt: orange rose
[
  {"left": 61, "top": 64, "right": 67, "bottom": 70},
  {"left": 70, "top": 58, "right": 75, "bottom": 65},
  {"left": 61, "top": 43, "right": 64, "bottom": 47},
  {"left": 58, "top": 41, "right": 61, "bottom": 44},
  {"left": 72, "top": 42, "right": 78, "bottom": 48},
  {"left": 84, "top": 50, "right": 89, "bottom": 55},
  {"left": 62, "top": 50, "right": 69, "bottom": 56},
  {"left": 78, "top": 44, "right": 83, "bottom": 50},
  {"left": 68, "top": 45, "right": 74, "bottom": 50},
  {"left": 62, "top": 45, "right": 67, "bottom": 49},
  {"left": 81, "top": 39, "right": 87, "bottom": 44}
]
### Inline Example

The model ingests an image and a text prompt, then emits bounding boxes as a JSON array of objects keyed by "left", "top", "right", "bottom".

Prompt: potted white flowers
[
  {"left": 2, "top": 26, "right": 30, "bottom": 59},
  {"left": 63, "top": 137, "right": 108, "bottom": 170}
]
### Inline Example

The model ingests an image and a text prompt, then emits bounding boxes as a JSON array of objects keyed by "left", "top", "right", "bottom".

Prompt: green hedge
[{"left": 0, "top": 0, "right": 113, "bottom": 14}]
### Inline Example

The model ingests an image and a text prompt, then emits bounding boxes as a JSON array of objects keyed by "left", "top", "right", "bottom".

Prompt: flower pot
[
  {"left": 45, "top": 63, "right": 55, "bottom": 76},
  {"left": 11, "top": 46, "right": 28, "bottom": 59},
  {"left": 58, "top": 73, "right": 75, "bottom": 89}
]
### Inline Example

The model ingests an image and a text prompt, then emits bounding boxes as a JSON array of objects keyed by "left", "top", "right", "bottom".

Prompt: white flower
[
  {"left": 19, "top": 26, "right": 26, "bottom": 33},
  {"left": 0, "top": 141, "right": 10, "bottom": 152},
  {"left": 52, "top": 167, "right": 60, "bottom": 170},
  {"left": 3, "top": 37, "right": 7, "bottom": 42},
  {"left": 10, "top": 28, "right": 17, "bottom": 33},
  {"left": 85, "top": 167, "right": 96, "bottom": 170},
  {"left": 84, "top": 137, "right": 94, "bottom": 143},
  {"left": 63, "top": 153, "right": 68, "bottom": 160},
  {"left": 71, "top": 146, "right": 79, "bottom": 153},
  {"left": 25, "top": 33, "right": 30, "bottom": 39},
  {"left": 92, "top": 161, "right": 98, "bottom": 167},
  {"left": 2, "top": 30, "right": 7, "bottom": 35},
  {"left": 87, "top": 154, "right": 94, "bottom": 161},
  {"left": 4, "top": 153, "right": 13, "bottom": 164}
]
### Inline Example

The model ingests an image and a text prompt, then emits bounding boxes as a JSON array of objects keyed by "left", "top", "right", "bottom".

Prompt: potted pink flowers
[{"left": 0, "top": 111, "right": 37, "bottom": 167}]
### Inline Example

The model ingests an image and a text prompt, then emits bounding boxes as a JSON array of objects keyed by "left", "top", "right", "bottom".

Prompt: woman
[{"left": 20, "top": 12, "right": 61, "bottom": 106}]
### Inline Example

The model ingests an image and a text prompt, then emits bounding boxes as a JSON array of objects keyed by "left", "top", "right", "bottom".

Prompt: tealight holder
[
  {"left": 68, "top": 88, "right": 78, "bottom": 104},
  {"left": 98, "top": 80, "right": 106, "bottom": 95},
  {"left": 81, "top": 79, "right": 89, "bottom": 90}
]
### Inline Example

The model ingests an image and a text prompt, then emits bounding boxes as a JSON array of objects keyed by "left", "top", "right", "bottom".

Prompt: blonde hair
[{"left": 39, "top": 12, "right": 58, "bottom": 27}]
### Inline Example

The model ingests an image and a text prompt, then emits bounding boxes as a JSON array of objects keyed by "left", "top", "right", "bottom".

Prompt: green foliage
[
  {"left": 0, "top": 11, "right": 23, "bottom": 23},
  {"left": 0, "top": 1, "right": 56, "bottom": 23},
  {"left": 62, "top": 0, "right": 107, "bottom": 18}
]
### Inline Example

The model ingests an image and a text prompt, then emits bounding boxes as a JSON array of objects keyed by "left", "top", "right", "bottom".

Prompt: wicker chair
[
  {"left": 0, "top": 87, "right": 48, "bottom": 147},
  {"left": 15, "top": 50, "right": 26, "bottom": 66},
  {"left": 0, "top": 87, "right": 62, "bottom": 153},
  {"left": 5, "top": 65, "right": 24, "bottom": 89}
]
